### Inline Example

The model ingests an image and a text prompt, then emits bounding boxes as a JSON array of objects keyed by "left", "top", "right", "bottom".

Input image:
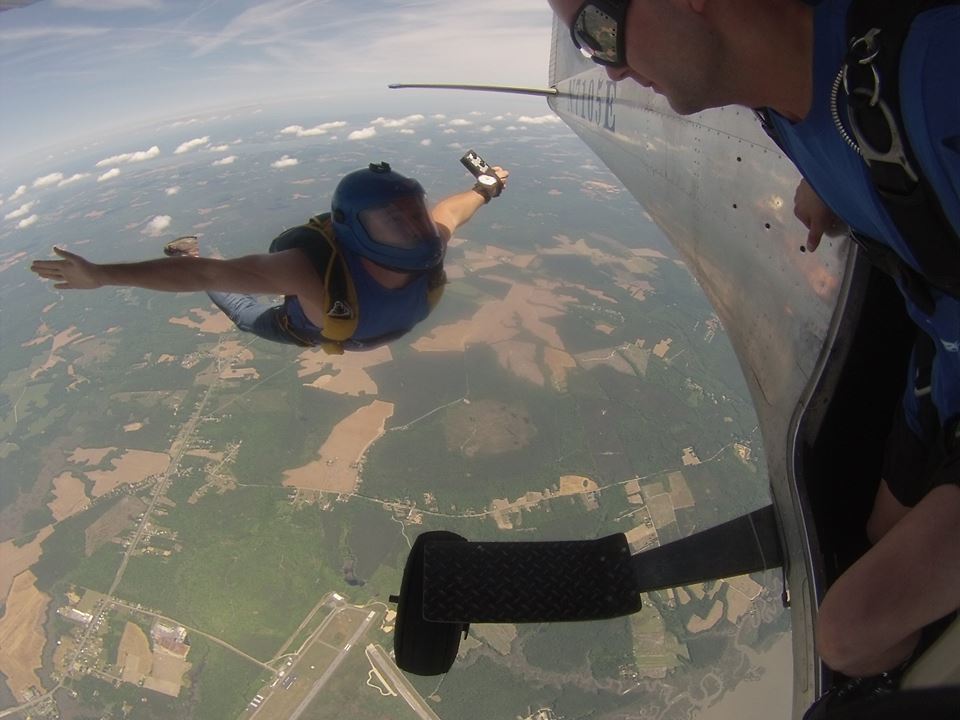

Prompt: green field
[
  {"left": 116, "top": 486, "right": 342, "bottom": 659},
  {"left": 31, "top": 497, "right": 126, "bottom": 594}
]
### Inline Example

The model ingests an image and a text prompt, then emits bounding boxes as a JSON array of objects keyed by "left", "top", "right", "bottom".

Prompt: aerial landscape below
[{"left": 0, "top": 99, "right": 789, "bottom": 720}]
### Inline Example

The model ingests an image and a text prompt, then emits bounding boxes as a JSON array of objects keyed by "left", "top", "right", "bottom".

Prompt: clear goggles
[
  {"left": 570, "top": 0, "right": 629, "bottom": 67},
  {"left": 359, "top": 195, "right": 439, "bottom": 251}
]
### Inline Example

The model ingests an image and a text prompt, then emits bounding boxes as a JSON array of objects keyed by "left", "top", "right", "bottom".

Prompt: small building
[{"left": 58, "top": 607, "right": 93, "bottom": 626}]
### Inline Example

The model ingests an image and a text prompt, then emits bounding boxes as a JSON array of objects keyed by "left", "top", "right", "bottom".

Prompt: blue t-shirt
[
  {"left": 340, "top": 251, "right": 431, "bottom": 343},
  {"left": 769, "top": 0, "right": 960, "bottom": 437},
  {"left": 283, "top": 253, "right": 433, "bottom": 349}
]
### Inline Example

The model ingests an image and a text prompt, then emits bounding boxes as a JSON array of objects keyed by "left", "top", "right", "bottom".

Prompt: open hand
[
  {"left": 30, "top": 247, "right": 103, "bottom": 289},
  {"left": 793, "top": 179, "right": 847, "bottom": 252}
]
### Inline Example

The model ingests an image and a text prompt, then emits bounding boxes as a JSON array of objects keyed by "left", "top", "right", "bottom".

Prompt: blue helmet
[{"left": 331, "top": 162, "right": 443, "bottom": 271}]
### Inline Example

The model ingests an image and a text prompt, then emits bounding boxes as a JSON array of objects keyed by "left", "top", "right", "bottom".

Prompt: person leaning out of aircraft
[
  {"left": 31, "top": 161, "right": 509, "bottom": 353},
  {"left": 549, "top": 0, "right": 960, "bottom": 714}
]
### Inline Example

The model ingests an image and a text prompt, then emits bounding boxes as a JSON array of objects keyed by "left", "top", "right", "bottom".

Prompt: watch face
[{"left": 479, "top": 175, "right": 497, "bottom": 186}]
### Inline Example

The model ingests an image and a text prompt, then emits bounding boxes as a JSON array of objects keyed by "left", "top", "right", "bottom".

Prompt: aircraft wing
[{"left": 546, "top": 14, "right": 852, "bottom": 716}]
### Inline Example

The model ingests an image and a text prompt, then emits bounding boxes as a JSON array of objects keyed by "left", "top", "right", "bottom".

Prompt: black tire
[{"left": 393, "top": 531, "right": 468, "bottom": 676}]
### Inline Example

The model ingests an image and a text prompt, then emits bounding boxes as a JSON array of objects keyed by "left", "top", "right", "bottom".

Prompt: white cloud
[
  {"left": 95, "top": 145, "right": 160, "bottom": 167},
  {"left": 141, "top": 215, "right": 171, "bottom": 236},
  {"left": 432, "top": 114, "right": 446, "bottom": 120},
  {"left": 443, "top": 129, "right": 456, "bottom": 134},
  {"left": 5, "top": 201, "right": 35, "bottom": 220},
  {"left": 17, "top": 214, "right": 38, "bottom": 229},
  {"left": 10, "top": 186, "right": 27, "bottom": 202},
  {"left": 165, "top": 186, "right": 181, "bottom": 196},
  {"left": 348, "top": 127, "right": 377, "bottom": 141},
  {"left": 448, "top": 118, "right": 473, "bottom": 126},
  {"left": 271, "top": 155, "right": 298, "bottom": 169},
  {"left": 34, "top": 172, "right": 64, "bottom": 188},
  {"left": 174, "top": 136, "right": 209, "bottom": 154},
  {"left": 480, "top": 125, "right": 494, "bottom": 133},
  {"left": 420, "top": 139, "right": 432, "bottom": 147},
  {"left": 399, "top": 129, "right": 415, "bottom": 135},
  {"left": 517, "top": 114, "right": 562, "bottom": 125},
  {"left": 212, "top": 155, "right": 237, "bottom": 166},
  {"left": 97, "top": 168, "right": 120, "bottom": 182},
  {"left": 280, "top": 121, "right": 346, "bottom": 137},
  {"left": 209, "top": 144, "right": 230, "bottom": 152},
  {"left": 54, "top": 0, "right": 163, "bottom": 10},
  {"left": 58, "top": 173, "right": 90, "bottom": 187},
  {"left": 0, "top": 26, "right": 107, "bottom": 42},
  {"left": 170, "top": 118, "right": 200, "bottom": 128},
  {"left": 371, "top": 114, "right": 424, "bottom": 129}
]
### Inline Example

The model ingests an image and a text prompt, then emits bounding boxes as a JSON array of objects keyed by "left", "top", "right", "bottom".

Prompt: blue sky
[{"left": 0, "top": 0, "right": 554, "bottom": 162}]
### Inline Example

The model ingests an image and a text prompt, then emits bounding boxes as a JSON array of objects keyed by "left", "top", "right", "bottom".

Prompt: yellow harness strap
[
  {"left": 303, "top": 214, "right": 447, "bottom": 354},
  {"left": 304, "top": 215, "right": 359, "bottom": 355},
  {"left": 426, "top": 269, "right": 446, "bottom": 309}
]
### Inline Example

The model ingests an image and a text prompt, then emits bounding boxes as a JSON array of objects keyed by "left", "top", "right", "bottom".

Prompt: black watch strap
[
  {"left": 472, "top": 182, "right": 493, "bottom": 203},
  {"left": 474, "top": 173, "right": 502, "bottom": 201}
]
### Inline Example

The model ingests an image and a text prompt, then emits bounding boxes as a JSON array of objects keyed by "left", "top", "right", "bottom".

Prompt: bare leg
[
  {"left": 815, "top": 483, "right": 960, "bottom": 676},
  {"left": 865, "top": 480, "right": 910, "bottom": 545}
]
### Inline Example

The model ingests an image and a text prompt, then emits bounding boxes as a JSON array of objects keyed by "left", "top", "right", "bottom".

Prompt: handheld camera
[
  {"left": 460, "top": 149, "right": 493, "bottom": 179},
  {"left": 460, "top": 149, "right": 502, "bottom": 200}
]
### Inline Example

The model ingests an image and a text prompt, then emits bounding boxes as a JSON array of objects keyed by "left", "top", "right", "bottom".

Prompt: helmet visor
[{"left": 359, "top": 195, "right": 440, "bottom": 251}]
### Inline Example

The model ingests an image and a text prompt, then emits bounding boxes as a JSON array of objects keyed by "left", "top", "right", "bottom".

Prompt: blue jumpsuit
[{"left": 768, "top": 0, "right": 960, "bottom": 502}]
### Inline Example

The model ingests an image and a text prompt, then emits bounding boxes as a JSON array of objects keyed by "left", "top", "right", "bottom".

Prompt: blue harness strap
[
  {"left": 843, "top": 0, "right": 960, "bottom": 310},
  {"left": 759, "top": 0, "right": 960, "bottom": 309}
]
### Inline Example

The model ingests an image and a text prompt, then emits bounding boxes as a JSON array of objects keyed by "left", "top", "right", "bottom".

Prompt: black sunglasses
[{"left": 570, "top": 0, "right": 630, "bottom": 67}]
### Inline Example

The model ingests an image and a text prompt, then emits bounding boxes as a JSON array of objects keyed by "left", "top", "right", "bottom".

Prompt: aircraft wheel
[{"left": 391, "top": 530, "right": 468, "bottom": 676}]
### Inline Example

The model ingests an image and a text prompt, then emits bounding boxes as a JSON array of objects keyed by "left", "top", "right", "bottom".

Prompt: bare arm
[
  {"left": 431, "top": 166, "right": 509, "bottom": 244},
  {"left": 31, "top": 246, "right": 319, "bottom": 297}
]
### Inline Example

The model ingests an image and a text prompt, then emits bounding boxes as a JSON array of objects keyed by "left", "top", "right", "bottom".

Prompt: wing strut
[
  {"left": 390, "top": 505, "right": 782, "bottom": 675},
  {"left": 389, "top": 82, "right": 558, "bottom": 97}
]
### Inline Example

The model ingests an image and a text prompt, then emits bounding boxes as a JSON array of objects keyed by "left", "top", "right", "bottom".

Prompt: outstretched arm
[
  {"left": 431, "top": 166, "right": 509, "bottom": 244},
  {"left": 31, "top": 246, "right": 319, "bottom": 296}
]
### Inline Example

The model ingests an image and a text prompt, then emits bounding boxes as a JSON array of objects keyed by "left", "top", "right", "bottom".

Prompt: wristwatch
[{"left": 472, "top": 173, "right": 502, "bottom": 203}]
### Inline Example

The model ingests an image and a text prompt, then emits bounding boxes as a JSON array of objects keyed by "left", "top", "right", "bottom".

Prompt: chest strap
[{"left": 292, "top": 214, "right": 358, "bottom": 355}]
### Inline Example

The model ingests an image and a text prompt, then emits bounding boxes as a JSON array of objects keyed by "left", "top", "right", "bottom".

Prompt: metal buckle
[
  {"left": 843, "top": 27, "right": 919, "bottom": 185},
  {"left": 848, "top": 90, "right": 919, "bottom": 185},
  {"left": 327, "top": 300, "right": 353, "bottom": 319},
  {"left": 842, "top": 28, "right": 882, "bottom": 106}
]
